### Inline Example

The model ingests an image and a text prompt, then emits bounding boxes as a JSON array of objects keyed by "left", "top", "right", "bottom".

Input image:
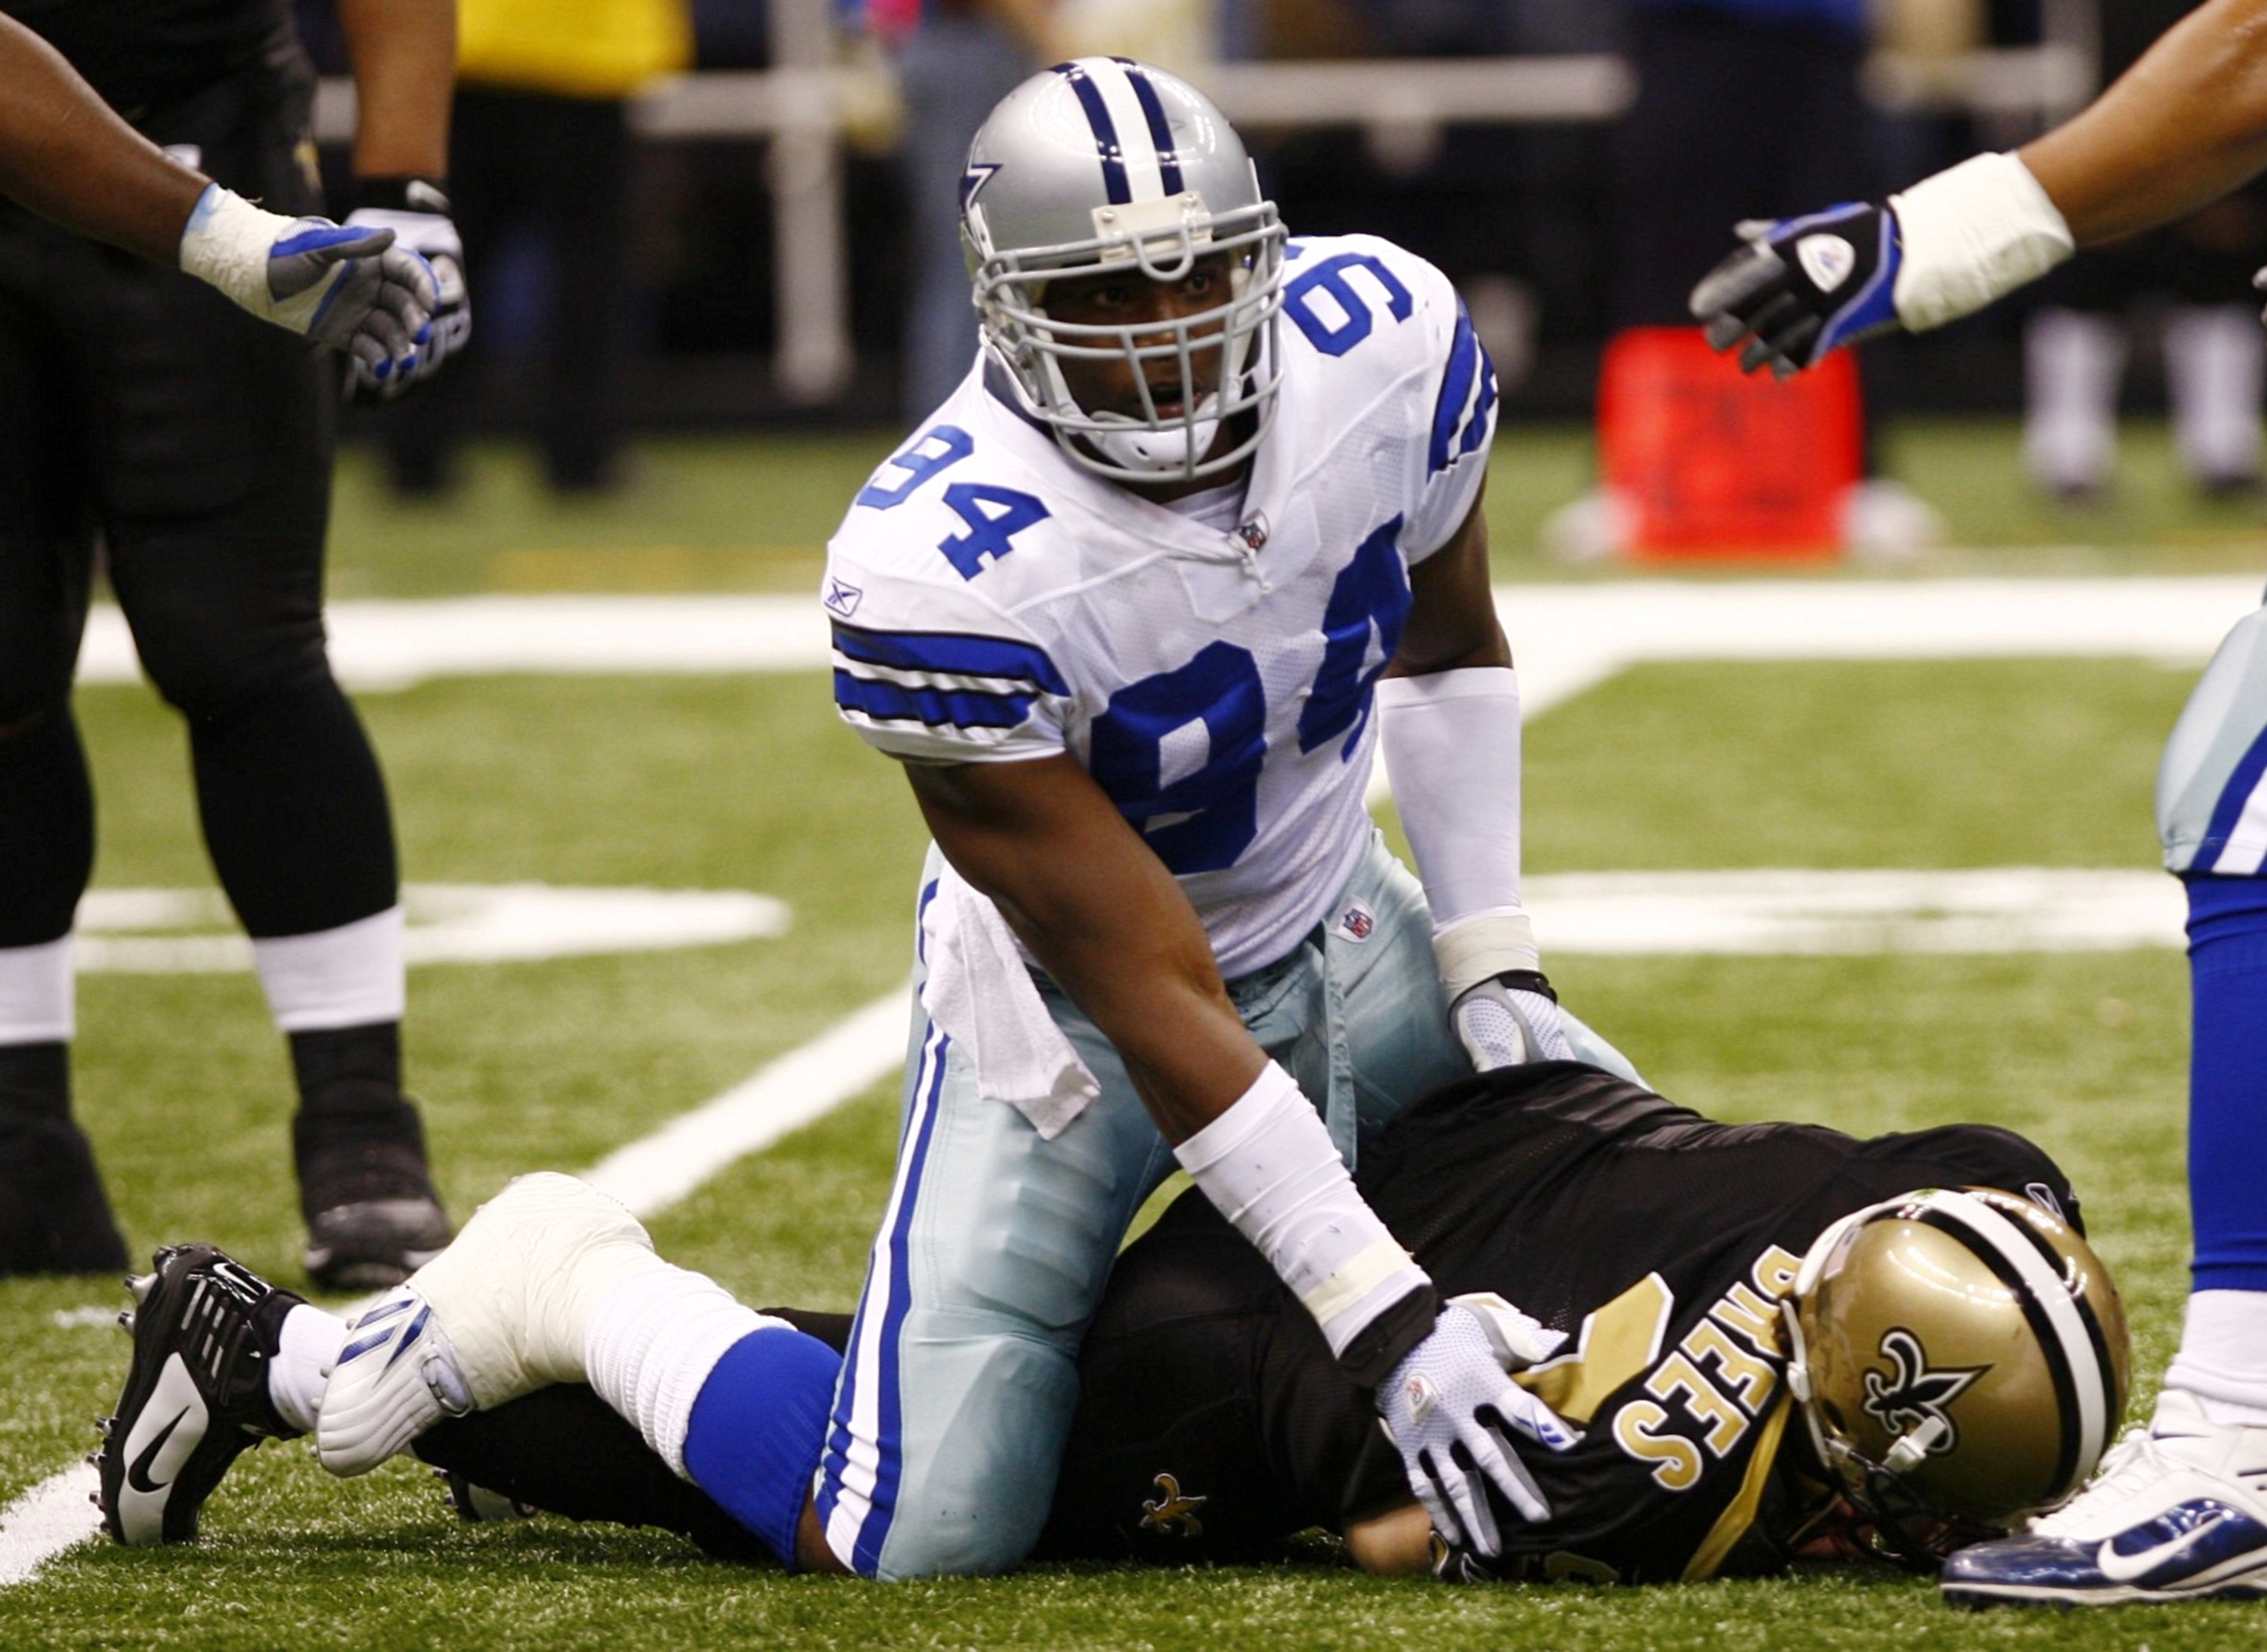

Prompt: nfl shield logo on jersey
[
  {"left": 1234, "top": 514, "right": 1270, "bottom": 554},
  {"left": 1337, "top": 899, "right": 1375, "bottom": 942}
]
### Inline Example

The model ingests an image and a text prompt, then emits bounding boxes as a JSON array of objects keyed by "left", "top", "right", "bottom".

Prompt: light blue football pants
[{"left": 811, "top": 831, "right": 1632, "bottom": 1579}]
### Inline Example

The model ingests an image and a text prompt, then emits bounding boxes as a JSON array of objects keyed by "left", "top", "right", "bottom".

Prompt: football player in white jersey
[
  {"left": 162, "top": 58, "right": 1628, "bottom": 1584},
  {"left": 1690, "top": 0, "right": 2267, "bottom": 1607}
]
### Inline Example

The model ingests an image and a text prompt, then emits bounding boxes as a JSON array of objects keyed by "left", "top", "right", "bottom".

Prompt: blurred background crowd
[{"left": 293, "top": 0, "right": 2267, "bottom": 533}]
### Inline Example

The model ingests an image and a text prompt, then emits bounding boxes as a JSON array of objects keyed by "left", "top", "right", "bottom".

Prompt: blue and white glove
[
  {"left": 344, "top": 178, "right": 469, "bottom": 398},
  {"left": 1376, "top": 1295, "right": 1577, "bottom": 1556},
  {"left": 178, "top": 183, "right": 438, "bottom": 382},
  {"left": 1449, "top": 968, "right": 1572, "bottom": 1070},
  {"left": 1687, "top": 202, "right": 1902, "bottom": 379},
  {"left": 177, "top": 182, "right": 437, "bottom": 384}
]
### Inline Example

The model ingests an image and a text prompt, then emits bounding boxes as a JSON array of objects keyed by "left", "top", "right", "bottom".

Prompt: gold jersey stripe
[{"left": 1681, "top": 1392, "right": 1794, "bottom": 1582}]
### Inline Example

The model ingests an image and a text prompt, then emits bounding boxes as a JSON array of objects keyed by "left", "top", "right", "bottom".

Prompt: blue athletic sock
[
  {"left": 681, "top": 1326, "right": 842, "bottom": 1570},
  {"left": 2185, "top": 874, "right": 2267, "bottom": 1292}
]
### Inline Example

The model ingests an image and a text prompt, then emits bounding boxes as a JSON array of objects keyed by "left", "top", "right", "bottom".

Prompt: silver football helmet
[
  {"left": 1783, "top": 1186, "right": 2130, "bottom": 1567},
  {"left": 960, "top": 57, "right": 1287, "bottom": 484}
]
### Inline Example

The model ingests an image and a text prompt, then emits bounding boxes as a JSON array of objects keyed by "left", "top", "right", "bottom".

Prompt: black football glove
[{"left": 1688, "top": 202, "right": 1903, "bottom": 378}]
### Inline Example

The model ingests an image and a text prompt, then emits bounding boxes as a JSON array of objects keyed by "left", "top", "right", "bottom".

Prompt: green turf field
[{"left": 2, "top": 424, "right": 2259, "bottom": 1647}]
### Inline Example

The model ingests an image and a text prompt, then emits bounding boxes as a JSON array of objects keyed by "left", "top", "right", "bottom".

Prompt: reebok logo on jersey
[
  {"left": 824, "top": 577, "right": 864, "bottom": 619},
  {"left": 1795, "top": 233, "right": 1857, "bottom": 294}
]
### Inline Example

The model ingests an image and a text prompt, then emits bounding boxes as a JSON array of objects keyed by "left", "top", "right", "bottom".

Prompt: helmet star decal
[{"left": 1860, "top": 1327, "right": 1988, "bottom": 1451}]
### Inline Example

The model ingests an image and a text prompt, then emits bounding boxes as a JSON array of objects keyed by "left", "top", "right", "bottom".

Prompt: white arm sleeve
[
  {"left": 1889, "top": 151, "right": 2075, "bottom": 333},
  {"left": 1378, "top": 667, "right": 1542, "bottom": 996},
  {"left": 1174, "top": 1062, "right": 1430, "bottom": 1360}
]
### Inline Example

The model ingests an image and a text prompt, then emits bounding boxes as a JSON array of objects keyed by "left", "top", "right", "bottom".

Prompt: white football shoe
[
  {"left": 1941, "top": 1387, "right": 2267, "bottom": 1607},
  {"left": 314, "top": 1173, "right": 663, "bottom": 1476}
]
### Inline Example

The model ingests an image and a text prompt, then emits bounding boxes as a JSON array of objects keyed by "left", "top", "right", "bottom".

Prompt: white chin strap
[{"left": 1085, "top": 395, "right": 1223, "bottom": 476}]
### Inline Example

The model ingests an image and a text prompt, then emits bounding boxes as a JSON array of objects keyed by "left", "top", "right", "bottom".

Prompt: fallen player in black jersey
[{"left": 385, "top": 1061, "right": 2129, "bottom": 1585}]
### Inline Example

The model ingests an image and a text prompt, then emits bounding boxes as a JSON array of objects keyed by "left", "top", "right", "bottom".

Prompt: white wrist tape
[
  {"left": 1433, "top": 910, "right": 1542, "bottom": 1004},
  {"left": 176, "top": 183, "right": 307, "bottom": 331},
  {"left": 1889, "top": 151, "right": 2074, "bottom": 333},
  {"left": 1174, "top": 1061, "right": 1429, "bottom": 1357},
  {"left": 1377, "top": 667, "right": 1524, "bottom": 928}
]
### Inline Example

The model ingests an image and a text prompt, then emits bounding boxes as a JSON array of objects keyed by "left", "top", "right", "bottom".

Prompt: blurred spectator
[
  {"left": 876, "top": 0, "right": 1059, "bottom": 423},
  {"left": 388, "top": 0, "right": 692, "bottom": 495},
  {"left": 2021, "top": 0, "right": 2266, "bottom": 500}
]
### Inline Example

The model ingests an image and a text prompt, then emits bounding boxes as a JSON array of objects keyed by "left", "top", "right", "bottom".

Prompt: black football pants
[{"left": 0, "top": 62, "right": 396, "bottom": 954}]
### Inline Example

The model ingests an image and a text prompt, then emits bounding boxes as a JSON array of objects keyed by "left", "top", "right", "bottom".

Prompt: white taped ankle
[
  {"left": 270, "top": 1304, "right": 346, "bottom": 1435},
  {"left": 584, "top": 1266, "right": 782, "bottom": 1477},
  {"left": 2167, "top": 1288, "right": 2267, "bottom": 1424}
]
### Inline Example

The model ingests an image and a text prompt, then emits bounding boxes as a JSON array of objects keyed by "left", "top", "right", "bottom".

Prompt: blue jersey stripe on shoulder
[
  {"left": 830, "top": 623, "right": 1069, "bottom": 693},
  {"left": 834, "top": 672, "right": 1038, "bottom": 732},
  {"left": 1428, "top": 305, "right": 1482, "bottom": 475},
  {"left": 1461, "top": 342, "right": 1498, "bottom": 462}
]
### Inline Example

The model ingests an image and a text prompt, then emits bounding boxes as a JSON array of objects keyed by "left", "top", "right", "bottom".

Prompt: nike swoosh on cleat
[
  {"left": 125, "top": 1407, "right": 192, "bottom": 1495},
  {"left": 2096, "top": 1509, "right": 2235, "bottom": 1583}
]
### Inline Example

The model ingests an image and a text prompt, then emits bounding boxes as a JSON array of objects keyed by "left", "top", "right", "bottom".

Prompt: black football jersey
[
  {"left": 1036, "top": 1062, "right": 2077, "bottom": 1582},
  {"left": 2, "top": 0, "right": 290, "bottom": 119}
]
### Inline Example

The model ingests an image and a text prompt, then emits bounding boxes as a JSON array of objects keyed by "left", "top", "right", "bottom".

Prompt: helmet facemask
[{"left": 969, "top": 192, "right": 1287, "bottom": 485}]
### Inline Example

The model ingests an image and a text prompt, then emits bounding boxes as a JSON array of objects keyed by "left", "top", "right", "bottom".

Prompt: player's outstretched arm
[
  {"left": 1380, "top": 490, "right": 1572, "bottom": 1071},
  {"left": 1693, "top": 0, "right": 2267, "bottom": 374},
  {"left": 0, "top": 14, "right": 437, "bottom": 380},
  {"left": 905, "top": 756, "right": 1576, "bottom": 1555}
]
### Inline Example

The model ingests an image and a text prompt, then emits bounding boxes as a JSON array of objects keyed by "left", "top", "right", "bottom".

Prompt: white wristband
[
  {"left": 1174, "top": 1061, "right": 1429, "bottom": 1358},
  {"left": 1433, "top": 909, "right": 1541, "bottom": 1003},
  {"left": 175, "top": 182, "right": 341, "bottom": 336},
  {"left": 1889, "top": 151, "right": 2074, "bottom": 333}
]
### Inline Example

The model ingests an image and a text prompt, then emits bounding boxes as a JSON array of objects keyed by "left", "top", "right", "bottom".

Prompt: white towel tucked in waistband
[{"left": 919, "top": 864, "right": 1100, "bottom": 1140}]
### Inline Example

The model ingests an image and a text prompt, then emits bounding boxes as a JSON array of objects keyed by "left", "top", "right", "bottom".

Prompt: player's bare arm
[
  {"left": 1383, "top": 484, "right": 1511, "bottom": 679},
  {"left": 2022, "top": 0, "right": 2267, "bottom": 246},
  {"left": 1693, "top": 0, "right": 2267, "bottom": 374},
  {"left": 0, "top": 11, "right": 435, "bottom": 376},
  {"left": 902, "top": 755, "right": 1266, "bottom": 1143},
  {"left": 0, "top": 13, "right": 204, "bottom": 263}
]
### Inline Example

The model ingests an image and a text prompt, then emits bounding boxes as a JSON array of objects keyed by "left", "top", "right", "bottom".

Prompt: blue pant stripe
[{"left": 2200, "top": 722, "right": 2267, "bottom": 871}]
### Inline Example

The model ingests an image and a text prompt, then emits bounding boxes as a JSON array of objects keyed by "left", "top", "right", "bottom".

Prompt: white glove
[
  {"left": 344, "top": 179, "right": 469, "bottom": 398},
  {"left": 1449, "top": 969, "right": 1573, "bottom": 1070},
  {"left": 177, "top": 183, "right": 437, "bottom": 384},
  {"left": 1376, "top": 1298, "right": 1579, "bottom": 1556}
]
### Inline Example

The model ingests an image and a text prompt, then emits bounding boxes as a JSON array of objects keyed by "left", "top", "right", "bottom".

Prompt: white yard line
[
  {"left": 0, "top": 983, "right": 913, "bottom": 1588},
  {"left": 75, "top": 577, "right": 2260, "bottom": 694}
]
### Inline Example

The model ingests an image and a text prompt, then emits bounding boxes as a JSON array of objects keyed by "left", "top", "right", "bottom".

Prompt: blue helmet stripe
[
  {"left": 1113, "top": 59, "right": 1185, "bottom": 196},
  {"left": 1053, "top": 61, "right": 1131, "bottom": 205}
]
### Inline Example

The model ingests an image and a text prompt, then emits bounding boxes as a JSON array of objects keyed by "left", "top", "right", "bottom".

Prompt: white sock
[
  {"left": 583, "top": 1264, "right": 780, "bottom": 1477},
  {"left": 2165, "top": 304, "right": 2265, "bottom": 485},
  {"left": 252, "top": 907, "right": 406, "bottom": 1032},
  {"left": 2165, "top": 1288, "right": 2267, "bottom": 1425},
  {"left": 2022, "top": 308, "right": 2125, "bottom": 493},
  {"left": 269, "top": 1303, "right": 347, "bottom": 1434},
  {"left": 0, "top": 937, "right": 73, "bottom": 1043}
]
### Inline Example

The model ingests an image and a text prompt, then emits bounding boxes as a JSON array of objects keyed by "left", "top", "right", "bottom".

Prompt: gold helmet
[{"left": 1781, "top": 1186, "right": 2130, "bottom": 1565}]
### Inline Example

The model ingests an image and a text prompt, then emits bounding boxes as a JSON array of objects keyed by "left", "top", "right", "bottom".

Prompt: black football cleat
[
  {"left": 97, "top": 1245, "right": 305, "bottom": 1545},
  {"left": 298, "top": 1122, "right": 452, "bottom": 1292}
]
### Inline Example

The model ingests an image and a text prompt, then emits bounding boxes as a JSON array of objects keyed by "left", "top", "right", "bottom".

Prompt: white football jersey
[{"left": 826, "top": 233, "right": 1498, "bottom": 977}]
